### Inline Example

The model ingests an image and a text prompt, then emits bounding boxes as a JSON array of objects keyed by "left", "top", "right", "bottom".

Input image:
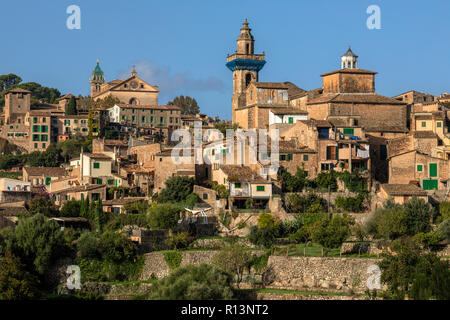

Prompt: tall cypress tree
[{"left": 65, "top": 96, "right": 77, "bottom": 115}]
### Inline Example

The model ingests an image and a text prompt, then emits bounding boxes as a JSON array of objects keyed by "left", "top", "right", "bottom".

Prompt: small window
[
  {"left": 234, "top": 183, "right": 241, "bottom": 189},
  {"left": 422, "top": 122, "right": 426, "bottom": 127},
  {"left": 303, "top": 155, "right": 309, "bottom": 161},
  {"left": 437, "top": 122, "right": 442, "bottom": 128},
  {"left": 256, "top": 186, "right": 265, "bottom": 192},
  {"left": 203, "top": 193, "right": 208, "bottom": 200},
  {"left": 93, "top": 162, "right": 100, "bottom": 169},
  {"left": 417, "top": 164, "right": 423, "bottom": 172}
]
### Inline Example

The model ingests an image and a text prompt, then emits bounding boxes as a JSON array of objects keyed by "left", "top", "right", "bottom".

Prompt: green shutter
[
  {"left": 326, "top": 146, "right": 331, "bottom": 160},
  {"left": 288, "top": 117, "right": 294, "bottom": 124},
  {"left": 45, "top": 177, "right": 51, "bottom": 186},
  {"left": 429, "top": 163, "right": 437, "bottom": 177},
  {"left": 417, "top": 165, "right": 423, "bottom": 172},
  {"left": 423, "top": 179, "right": 438, "bottom": 190},
  {"left": 257, "top": 186, "right": 265, "bottom": 192},
  {"left": 343, "top": 128, "right": 354, "bottom": 135}
]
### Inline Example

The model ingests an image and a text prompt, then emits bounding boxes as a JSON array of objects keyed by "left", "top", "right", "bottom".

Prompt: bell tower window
[{"left": 245, "top": 73, "right": 252, "bottom": 88}]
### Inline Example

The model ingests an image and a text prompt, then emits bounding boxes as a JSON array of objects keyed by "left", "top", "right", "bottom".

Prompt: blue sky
[{"left": 1, "top": 0, "right": 449, "bottom": 120}]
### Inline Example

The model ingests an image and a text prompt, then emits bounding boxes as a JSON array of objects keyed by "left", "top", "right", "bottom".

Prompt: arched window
[
  {"left": 129, "top": 98, "right": 139, "bottom": 105},
  {"left": 246, "top": 43, "right": 250, "bottom": 54}
]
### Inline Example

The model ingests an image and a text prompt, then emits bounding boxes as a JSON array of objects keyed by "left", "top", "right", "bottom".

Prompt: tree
[
  {"left": 158, "top": 176, "right": 195, "bottom": 203},
  {"left": 60, "top": 199, "right": 81, "bottom": 217},
  {"left": 7, "top": 214, "right": 66, "bottom": 275},
  {"left": 0, "top": 251, "right": 39, "bottom": 300},
  {"left": 94, "top": 199, "right": 103, "bottom": 234},
  {"left": 379, "top": 238, "right": 450, "bottom": 300},
  {"left": 185, "top": 193, "right": 200, "bottom": 207},
  {"left": 148, "top": 264, "right": 234, "bottom": 300},
  {"left": 168, "top": 95, "right": 200, "bottom": 115},
  {"left": 403, "top": 197, "right": 434, "bottom": 235},
  {"left": 0, "top": 74, "right": 22, "bottom": 91},
  {"left": 148, "top": 203, "right": 180, "bottom": 230},
  {"left": 98, "top": 231, "right": 137, "bottom": 263},
  {"left": 287, "top": 193, "right": 327, "bottom": 213},
  {"left": 311, "top": 214, "right": 353, "bottom": 252},
  {"left": 437, "top": 219, "right": 450, "bottom": 243},
  {"left": 314, "top": 171, "right": 338, "bottom": 191},
  {"left": 65, "top": 96, "right": 77, "bottom": 115},
  {"left": 28, "top": 196, "right": 59, "bottom": 217},
  {"left": 214, "top": 122, "right": 238, "bottom": 136},
  {"left": 80, "top": 198, "right": 89, "bottom": 219},
  {"left": 212, "top": 244, "right": 252, "bottom": 287},
  {"left": 77, "top": 231, "right": 100, "bottom": 259}
]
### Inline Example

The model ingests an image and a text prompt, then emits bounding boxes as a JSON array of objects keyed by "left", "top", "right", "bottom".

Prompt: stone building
[
  {"left": 387, "top": 133, "right": 449, "bottom": 190},
  {"left": 107, "top": 103, "right": 181, "bottom": 132},
  {"left": 226, "top": 19, "right": 266, "bottom": 124},
  {"left": 22, "top": 167, "right": 67, "bottom": 187},
  {"left": 90, "top": 60, "right": 159, "bottom": 106}
]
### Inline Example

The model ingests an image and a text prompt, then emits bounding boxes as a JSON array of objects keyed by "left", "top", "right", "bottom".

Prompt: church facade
[{"left": 90, "top": 60, "right": 159, "bottom": 106}]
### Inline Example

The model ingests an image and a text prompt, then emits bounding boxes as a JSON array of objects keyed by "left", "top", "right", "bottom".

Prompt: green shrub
[
  {"left": 163, "top": 251, "right": 182, "bottom": 270},
  {"left": 287, "top": 193, "right": 327, "bottom": 213},
  {"left": 314, "top": 171, "right": 338, "bottom": 191},
  {"left": 98, "top": 231, "right": 137, "bottom": 263},
  {"left": 437, "top": 202, "right": 450, "bottom": 223},
  {"left": 148, "top": 203, "right": 180, "bottom": 230},
  {"left": 77, "top": 231, "right": 100, "bottom": 259},
  {"left": 158, "top": 176, "right": 195, "bottom": 203},
  {"left": 166, "top": 232, "right": 193, "bottom": 250},
  {"left": 185, "top": 193, "right": 200, "bottom": 207},
  {"left": 148, "top": 264, "right": 234, "bottom": 300},
  {"left": 311, "top": 214, "right": 353, "bottom": 251},
  {"left": 335, "top": 193, "right": 367, "bottom": 212},
  {"left": 437, "top": 219, "right": 450, "bottom": 243},
  {"left": 0, "top": 251, "right": 39, "bottom": 300}
]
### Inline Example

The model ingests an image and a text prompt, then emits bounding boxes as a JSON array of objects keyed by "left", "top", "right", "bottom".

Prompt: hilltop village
[{"left": 0, "top": 20, "right": 449, "bottom": 300}]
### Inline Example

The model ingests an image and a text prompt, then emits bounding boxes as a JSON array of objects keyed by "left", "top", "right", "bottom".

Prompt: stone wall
[
  {"left": 263, "top": 256, "right": 382, "bottom": 293},
  {"left": 139, "top": 250, "right": 263, "bottom": 281}
]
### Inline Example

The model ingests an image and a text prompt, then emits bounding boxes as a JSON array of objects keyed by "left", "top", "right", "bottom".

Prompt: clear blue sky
[{"left": 1, "top": 0, "right": 449, "bottom": 120}]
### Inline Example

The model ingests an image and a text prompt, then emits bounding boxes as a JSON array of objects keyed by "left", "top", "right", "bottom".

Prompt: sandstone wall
[{"left": 263, "top": 256, "right": 382, "bottom": 293}]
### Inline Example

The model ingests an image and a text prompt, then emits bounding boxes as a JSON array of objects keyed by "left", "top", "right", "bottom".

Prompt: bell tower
[
  {"left": 341, "top": 46, "right": 358, "bottom": 69},
  {"left": 226, "top": 19, "right": 266, "bottom": 124},
  {"left": 90, "top": 59, "right": 105, "bottom": 97}
]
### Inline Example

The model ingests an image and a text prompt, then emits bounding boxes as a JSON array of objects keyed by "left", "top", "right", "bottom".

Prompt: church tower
[
  {"left": 226, "top": 19, "right": 266, "bottom": 124},
  {"left": 90, "top": 59, "right": 105, "bottom": 97},
  {"left": 341, "top": 46, "right": 358, "bottom": 69}
]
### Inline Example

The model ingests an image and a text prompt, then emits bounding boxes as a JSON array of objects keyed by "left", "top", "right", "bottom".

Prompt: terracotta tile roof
[
  {"left": 254, "top": 82, "right": 289, "bottom": 89},
  {"left": 116, "top": 104, "right": 181, "bottom": 111},
  {"left": 28, "top": 110, "right": 52, "bottom": 116},
  {"left": 103, "top": 197, "right": 147, "bottom": 205},
  {"left": 365, "top": 126, "right": 409, "bottom": 133},
  {"left": 6, "top": 88, "right": 31, "bottom": 94},
  {"left": 381, "top": 184, "right": 427, "bottom": 196},
  {"left": 84, "top": 153, "right": 112, "bottom": 160},
  {"left": 413, "top": 131, "right": 438, "bottom": 139},
  {"left": 270, "top": 108, "right": 308, "bottom": 115},
  {"left": 0, "top": 206, "right": 28, "bottom": 216},
  {"left": 308, "top": 93, "right": 405, "bottom": 105},
  {"left": 23, "top": 167, "right": 66, "bottom": 177},
  {"left": 53, "top": 184, "right": 106, "bottom": 194},
  {"left": 220, "top": 165, "right": 269, "bottom": 183},
  {"left": 320, "top": 68, "right": 377, "bottom": 77},
  {"left": 283, "top": 82, "right": 306, "bottom": 99}
]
